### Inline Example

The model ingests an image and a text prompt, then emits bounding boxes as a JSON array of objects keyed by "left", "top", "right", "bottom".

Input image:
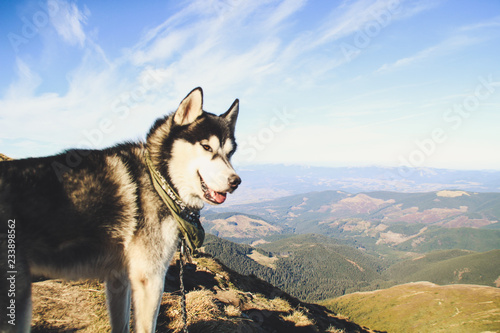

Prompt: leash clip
[{"left": 180, "top": 238, "right": 193, "bottom": 264}]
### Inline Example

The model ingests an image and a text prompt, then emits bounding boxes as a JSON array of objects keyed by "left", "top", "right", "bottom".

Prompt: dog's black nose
[{"left": 228, "top": 174, "right": 241, "bottom": 189}]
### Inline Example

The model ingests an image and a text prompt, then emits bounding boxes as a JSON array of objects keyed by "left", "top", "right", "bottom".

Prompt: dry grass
[
  {"left": 224, "top": 304, "right": 242, "bottom": 317},
  {"left": 194, "top": 256, "right": 233, "bottom": 288},
  {"left": 159, "top": 288, "right": 246, "bottom": 333},
  {"left": 31, "top": 279, "right": 110, "bottom": 333},
  {"left": 159, "top": 286, "right": 323, "bottom": 332},
  {"left": 186, "top": 289, "right": 221, "bottom": 323},
  {"left": 281, "top": 308, "right": 315, "bottom": 327},
  {"left": 249, "top": 293, "right": 292, "bottom": 312}
]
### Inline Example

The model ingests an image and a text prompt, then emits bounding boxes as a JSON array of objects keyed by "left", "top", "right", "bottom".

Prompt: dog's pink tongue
[{"left": 210, "top": 189, "right": 227, "bottom": 204}]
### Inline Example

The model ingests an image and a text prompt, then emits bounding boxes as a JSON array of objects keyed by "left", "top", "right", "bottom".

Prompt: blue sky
[{"left": 1, "top": 0, "right": 499, "bottom": 170}]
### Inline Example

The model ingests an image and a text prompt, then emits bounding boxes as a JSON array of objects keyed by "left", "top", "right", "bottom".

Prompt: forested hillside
[
  {"left": 202, "top": 234, "right": 500, "bottom": 302},
  {"left": 203, "top": 234, "right": 389, "bottom": 301}
]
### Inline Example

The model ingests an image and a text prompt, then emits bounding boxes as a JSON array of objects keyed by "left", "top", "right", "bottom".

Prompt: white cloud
[
  {"left": 131, "top": 29, "right": 191, "bottom": 66},
  {"left": 394, "top": 0, "right": 443, "bottom": 20},
  {"left": 272, "top": 0, "right": 441, "bottom": 77},
  {"left": 375, "top": 35, "right": 480, "bottom": 73},
  {"left": 1, "top": 0, "right": 498, "bottom": 169},
  {"left": 310, "top": 0, "right": 436, "bottom": 48},
  {"left": 4, "top": 58, "right": 42, "bottom": 99},
  {"left": 262, "top": 0, "right": 307, "bottom": 30},
  {"left": 459, "top": 15, "right": 500, "bottom": 32},
  {"left": 0, "top": 1, "right": 460, "bottom": 156},
  {"left": 375, "top": 10, "right": 500, "bottom": 75},
  {"left": 124, "top": 0, "right": 309, "bottom": 101},
  {"left": 50, "top": 0, "right": 89, "bottom": 47}
]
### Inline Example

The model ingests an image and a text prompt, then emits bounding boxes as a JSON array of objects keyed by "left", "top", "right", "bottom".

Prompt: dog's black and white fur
[{"left": 0, "top": 88, "right": 241, "bottom": 333}]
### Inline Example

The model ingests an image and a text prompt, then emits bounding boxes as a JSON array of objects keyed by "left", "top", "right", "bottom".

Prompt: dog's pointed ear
[
  {"left": 174, "top": 87, "right": 204, "bottom": 125},
  {"left": 221, "top": 99, "right": 239, "bottom": 133}
]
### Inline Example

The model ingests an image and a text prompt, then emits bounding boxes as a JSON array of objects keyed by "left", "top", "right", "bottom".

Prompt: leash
[
  {"left": 144, "top": 150, "right": 202, "bottom": 332},
  {"left": 179, "top": 239, "right": 190, "bottom": 333}
]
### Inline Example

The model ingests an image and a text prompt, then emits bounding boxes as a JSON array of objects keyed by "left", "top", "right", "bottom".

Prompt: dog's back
[
  {"left": 0, "top": 147, "right": 144, "bottom": 332},
  {"left": 0, "top": 147, "right": 144, "bottom": 280}
]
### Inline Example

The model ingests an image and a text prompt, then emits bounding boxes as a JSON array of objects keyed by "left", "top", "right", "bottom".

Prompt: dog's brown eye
[{"left": 202, "top": 144, "right": 213, "bottom": 152}]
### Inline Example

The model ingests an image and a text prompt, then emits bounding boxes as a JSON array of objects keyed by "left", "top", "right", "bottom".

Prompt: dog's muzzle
[{"left": 199, "top": 173, "right": 241, "bottom": 204}]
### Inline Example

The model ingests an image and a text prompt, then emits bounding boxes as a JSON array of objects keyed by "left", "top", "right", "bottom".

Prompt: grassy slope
[
  {"left": 204, "top": 233, "right": 389, "bottom": 301},
  {"left": 384, "top": 249, "right": 500, "bottom": 286},
  {"left": 321, "top": 282, "right": 500, "bottom": 333}
]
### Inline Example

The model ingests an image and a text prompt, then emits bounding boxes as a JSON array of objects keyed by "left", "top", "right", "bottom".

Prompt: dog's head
[{"left": 147, "top": 87, "right": 241, "bottom": 209}]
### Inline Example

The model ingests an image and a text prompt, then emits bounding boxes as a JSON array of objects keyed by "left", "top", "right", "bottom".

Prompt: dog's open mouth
[{"left": 199, "top": 174, "right": 227, "bottom": 204}]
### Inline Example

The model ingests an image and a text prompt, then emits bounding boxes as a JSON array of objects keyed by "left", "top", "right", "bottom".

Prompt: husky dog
[{"left": 0, "top": 87, "right": 241, "bottom": 333}]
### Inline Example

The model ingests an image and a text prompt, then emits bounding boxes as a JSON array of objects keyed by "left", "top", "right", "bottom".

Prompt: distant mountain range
[
  {"left": 226, "top": 164, "right": 500, "bottom": 205},
  {"left": 204, "top": 189, "right": 500, "bottom": 253}
]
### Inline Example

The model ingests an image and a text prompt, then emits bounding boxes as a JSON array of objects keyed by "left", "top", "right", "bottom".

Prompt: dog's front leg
[
  {"left": 105, "top": 271, "right": 131, "bottom": 333},
  {"left": 129, "top": 266, "right": 166, "bottom": 333}
]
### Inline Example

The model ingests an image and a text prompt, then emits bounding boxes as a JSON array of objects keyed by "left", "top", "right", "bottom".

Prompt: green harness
[{"left": 144, "top": 150, "right": 205, "bottom": 252}]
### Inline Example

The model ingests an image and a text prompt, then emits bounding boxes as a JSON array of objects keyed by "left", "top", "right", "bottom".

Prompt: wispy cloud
[
  {"left": 394, "top": 0, "right": 443, "bottom": 20},
  {"left": 50, "top": 0, "right": 89, "bottom": 47},
  {"left": 311, "top": 0, "right": 440, "bottom": 48},
  {"left": 1, "top": 0, "right": 499, "bottom": 169},
  {"left": 262, "top": 0, "right": 307, "bottom": 30},
  {"left": 125, "top": 0, "right": 312, "bottom": 98},
  {"left": 5, "top": 58, "right": 42, "bottom": 99},
  {"left": 0, "top": 0, "right": 450, "bottom": 158},
  {"left": 375, "top": 10, "right": 500, "bottom": 75},
  {"left": 459, "top": 15, "right": 500, "bottom": 31},
  {"left": 312, "top": 0, "right": 393, "bottom": 47},
  {"left": 375, "top": 35, "right": 481, "bottom": 73}
]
